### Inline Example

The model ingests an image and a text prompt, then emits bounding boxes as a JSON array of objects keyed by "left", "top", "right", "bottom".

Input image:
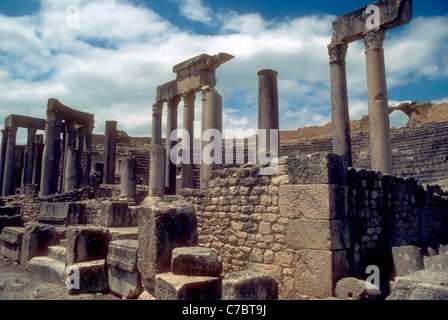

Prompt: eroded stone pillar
[
  {"left": 165, "top": 96, "right": 180, "bottom": 195},
  {"left": 64, "top": 146, "right": 78, "bottom": 192},
  {"left": 363, "top": 30, "right": 393, "bottom": 174},
  {"left": 200, "top": 86, "right": 222, "bottom": 189},
  {"left": 20, "top": 128, "right": 37, "bottom": 194},
  {"left": 258, "top": 69, "right": 279, "bottom": 154},
  {"left": 40, "top": 108, "right": 63, "bottom": 196},
  {"left": 328, "top": 42, "right": 352, "bottom": 166},
  {"left": 32, "top": 134, "right": 44, "bottom": 187},
  {"left": 181, "top": 91, "right": 196, "bottom": 188},
  {"left": 82, "top": 125, "right": 93, "bottom": 187},
  {"left": 0, "top": 129, "right": 8, "bottom": 194},
  {"left": 120, "top": 157, "right": 137, "bottom": 202},
  {"left": 149, "top": 145, "right": 166, "bottom": 197},
  {"left": 103, "top": 120, "right": 117, "bottom": 184},
  {"left": 151, "top": 101, "right": 163, "bottom": 146},
  {"left": 2, "top": 126, "right": 18, "bottom": 196}
]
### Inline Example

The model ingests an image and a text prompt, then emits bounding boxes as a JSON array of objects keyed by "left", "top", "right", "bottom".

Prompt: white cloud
[
  {"left": 0, "top": 0, "right": 446, "bottom": 145},
  {"left": 173, "top": 0, "right": 213, "bottom": 24}
]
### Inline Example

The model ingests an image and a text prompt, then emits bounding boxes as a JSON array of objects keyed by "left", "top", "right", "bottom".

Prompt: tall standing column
[
  {"left": 120, "top": 157, "right": 137, "bottom": 202},
  {"left": 20, "top": 127, "right": 37, "bottom": 194},
  {"left": 165, "top": 96, "right": 180, "bottom": 195},
  {"left": 2, "top": 126, "right": 18, "bottom": 196},
  {"left": 32, "top": 134, "right": 44, "bottom": 187},
  {"left": 258, "top": 69, "right": 279, "bottom": 154},
  {"left": 62, "top": 121, "right": 76, "bottom": 193},
  {"left": 103, "top": 120, "right": 117, "bottom": 184},
  {"left": 149, "top": 145, "right": 166, "bottom": 197},
  {"left": 64, "top": 146, "right": 78, "bottom": 192},
  {"left": 328, "top": 41, "right": 352, "bottom": 166},
  {"left": 75, "top": 125, "right": 86, "bottom": 187},
  {"left": 363, "top": 30, "right": 393, "bottom": 174},
  {"left": 181, "top": 91, "right": 196, "bottom": 188},
  {"left": 40, "top": 109, "right": 63, "bottom": 196},
  {"left": 82, "top": 125, "right": 93, "bottom": 187},
  {"left": 200, "top": 86, "right": 222, "bottom": 189},
  {"left": 151, "top": 101, "right": 163, "bottom": 146},
  {"left": 0, "top": 129, "right": 8, "bottom": 194}
]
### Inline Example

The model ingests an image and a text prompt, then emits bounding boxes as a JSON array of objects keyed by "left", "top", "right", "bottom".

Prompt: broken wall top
[
  {"left": 331, "top": 0, "right": 412, "bottom": 43},
  {"left": 47, "top": 98, "right": 95, "bottom": 128}
]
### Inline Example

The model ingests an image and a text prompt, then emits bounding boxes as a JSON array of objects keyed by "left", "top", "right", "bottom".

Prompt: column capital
[
  {"left": 363, "top": 29, "right": 385, "bottom": 51},
  {"left": 167, "top": 95, "right": 181, "bottom": 112},
  {"left": 182, "top": 91, "right": 196, "bottom": 106},
  {"left": 152, "top": 101, "right": 163, "bottom": 115},
  {"left": 27, "top": 127, "right": 38, "bottom": 137},
  {"left": 6, "top": 126, "right": 18, "bottom": 136},
  {"left": 327, "top": 41, "right": 348, "bottom": 63}
]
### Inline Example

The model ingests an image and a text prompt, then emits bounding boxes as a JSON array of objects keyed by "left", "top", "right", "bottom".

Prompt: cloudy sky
[{"left": 0, "top": 0, "right": 447, "bottom": 143}]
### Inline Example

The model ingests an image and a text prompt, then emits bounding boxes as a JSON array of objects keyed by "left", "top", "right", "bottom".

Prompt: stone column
[
  {"left": 2, "top": 126, "right": 18, "bottom": 196},
  {"left": 64, "top": 146, "right": 78, "bottom": 192},
  {"left": 82, "top": 125, "right": 93, "bottom": 187},
  {"left": 200, "top": 86, "right": 222, "bottom": 189},
  {"left": 149, "top": 145, "right": 166, "bottom": 197},
  {"left": 0, "top": 129, "right": 8, "bottom": 194},
  {"left": 75, "top": 125, "right": 86, "bottom": 187},
  {"left": 40, "top": 109, "right": 63, "bottom": 196},
  {"left": 363, "top": 30, "right": 393, "bottom": 174},
  {"left": 62, "top": 121, "right": 76, "bottom": 193},
  {"left": 328, "top": 41, "right": 352, "bottom": 166},
  {"left": 151, "top": 101, "right": 163, "bottom": 146},
  {"left": 32, "top": 134, "right": 44, "bottom": 187},
  {"left": 258, "top": 69, "right": 279, "bottom": 154},
  {"left": 181, "top": 91, "right": 196, "bottom": 188},
  {"left": 120, "top": 157, "right": 137, "bottom": 202},
  {"left": 20, "top": 128, "right": 37, "bottom": 194},
  {"left": 165, "top": 96, "right": 180, "bottom": 195},
  {"left": 103, "top": 120, "right": 117, "bottom": 184}
]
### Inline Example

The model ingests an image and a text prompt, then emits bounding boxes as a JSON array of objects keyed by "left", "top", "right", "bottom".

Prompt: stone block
[
  {"left": 171, "top": 246, "right": 222, "bottom": 277},
  {"left": 155, "top": 272, "right": 222, "bottom": 300},
  {"left": 392, "top": 245, "right": 424, "bottom": 277},
  {"left": 99, "top": 201, "right": 137, "bottom": 228},
  {"left": 287, "top": 153, "right": 347, "bottom": 185},
  {"left": 335, "top": 277, "right": 382, "bottom": 300},
  {"left": 279, "top": 184, "right": 348, "bottom": 220},
  {"left": 38, "top": 202, "right": 86, "bottom": 226},
  {"left": 66, "top": 225, "right": 111, "bottom": 266},
  {"left": 138, "top": 198, "right": 198, "bottom": 290},
  {"left": 389, "top": 269, "right": 448, "bottom": 300},
  {"left": 286, "top": 219, "right": 350, "bottom": 250},
  {"left": 221, "top": 270, "right": 278, "bottom": 300},
  {"left": 0, "top": 227, "right": 25, "bottom": 263},
  {"left": 26, "top": 256, "right": 66, "bottom": 284},
  {"left": 69, "top": 259, "right": 108, "bottom": 294},
  {"left": 0, "top": 214, "right": 23, "bottom": 235},
  {"left": 21, "top": 223, "right": 65, "bottom": 266},
  {"left": 107, "top": 239, "right": 142, "bottom": 298}
]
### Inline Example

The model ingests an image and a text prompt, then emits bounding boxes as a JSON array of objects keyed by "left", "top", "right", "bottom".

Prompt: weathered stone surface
[
  {"left": 171, "top": 246, "right": 222, "bottom": 277},
  {"left": 107, "top": 239, "right": 142, "bottom": 299},
  {"left": 99, "top": 201, "right": 137, "bottom": 227},
  {"left": 424, "top": 253, "right": 448, "bottom": 270},
  {"left": 26, "top": 256, "right": 66, "bottom": 284},
  {"left": 335, "top": 277, "right": 382, "bottom": 300},
  {"left": 0, "top": 226, "right": 25, "bottom": 263},
  {"left": 155, "top": 272, "right": 222, "bottom": 300},
  {"left": 21, "top": 223, "right": 65, "bottom": 266},
  {"left": 221, "top": 270, "right": 278, "bottom": 300},
  {"left": 331, "top": 0, "right": 413, "bottom": 43},
  {"left": 66, "top": 225, "right": 111, "bottom": 266},
  {"left": 288, "top": 153, "right": 347, "bottom": 185},
  {"left": 38, "top": 202, "right": 86, "bottom": 226},
  {"left": 138, "top": 198, "right": 198, "bottom": 290},
  {"left": 69, "top": 259, "right": 108, "bottom": 294},
  {"left": 392, "top": 245, "right": 424, "bottom": 277},
  {"left": 389, "top": 269, "right": 448, "bottom": 300}
]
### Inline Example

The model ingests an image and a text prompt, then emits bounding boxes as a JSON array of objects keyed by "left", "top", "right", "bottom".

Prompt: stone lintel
[
  {"left": 47, "top": 98, "right": 95, "bottom": 128},
  {"left": 4, "top": 114, "right": 46, "bottom": 131},
  {"left": 156, "top": 80, "right": 178, "bottom": 102},
  {"left": 331, "top": 0, "right": 412, "bottom": 43}
]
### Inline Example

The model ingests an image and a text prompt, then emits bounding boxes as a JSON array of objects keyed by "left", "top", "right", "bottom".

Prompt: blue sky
[{"left": 0, "top": 0, "right": 447, "bottom": 143}]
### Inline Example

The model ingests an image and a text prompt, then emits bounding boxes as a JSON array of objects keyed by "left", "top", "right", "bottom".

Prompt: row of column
[
  {"left": 0, "top": 127, "right": 44, "bottom": 197},
  {"left": 39, "top": 109, "right": 93, "bottom": 197},
  {"left": 328, "top": 29, "right": 392, "bottom": 174}
]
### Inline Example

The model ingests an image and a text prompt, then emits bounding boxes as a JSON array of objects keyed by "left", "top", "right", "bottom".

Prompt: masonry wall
[{"left": 180, "top": 152, "right": 448, "bottom": 299}]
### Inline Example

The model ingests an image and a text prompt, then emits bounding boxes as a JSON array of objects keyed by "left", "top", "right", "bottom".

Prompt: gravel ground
[{"left": 0, "top": 256, "right": 120, "bottom": 300}]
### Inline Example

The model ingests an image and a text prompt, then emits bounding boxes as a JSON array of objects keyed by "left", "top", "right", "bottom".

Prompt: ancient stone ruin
[{"left": 0, "top": 0, "right": 447, "bottom": 301}]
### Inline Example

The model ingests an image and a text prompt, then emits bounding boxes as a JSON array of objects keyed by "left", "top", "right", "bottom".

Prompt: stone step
[
  {"left": 26, "top": 256, "right": 66, "bottom": 285},
  {"left": 59, "top": 238, "right": 67, "bottom": 247},
  {"left": 108, "top": 227, "right": 139, "bottom": 240},
  {"left": 47, "top": 245, "right": 66, "bottom": 263}
]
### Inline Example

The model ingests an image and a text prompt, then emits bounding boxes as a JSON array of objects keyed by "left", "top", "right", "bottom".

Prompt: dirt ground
[{"left": 0, "top": 256, "right": 120, "bottom": 300}]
